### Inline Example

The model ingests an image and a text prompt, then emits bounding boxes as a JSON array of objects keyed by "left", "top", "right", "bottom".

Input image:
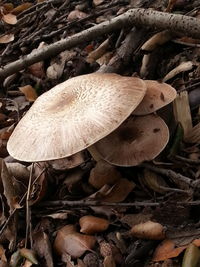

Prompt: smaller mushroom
[
  {"left": 93, "top": 114, "right": 169, "bottom": 166},
  {"left": 133, "top": 80, "right": 177, "bottom": 115}
]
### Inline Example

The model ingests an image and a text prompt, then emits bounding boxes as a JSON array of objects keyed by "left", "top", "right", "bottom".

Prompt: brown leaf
[
  {"left": 19, "top": 85, "right": 38, "bottom": 102},
  {"left": 100, "top": 178, "right": 135, "bottom": 203},
  {"left": 3, "top": 3, "right": 14, "bottom": 13},
  {"left": 89, "top": 160, "right": 122, "bottom": 189},
  {"left": 153, "top": 239, "right": 187, "bottom": 261},
  {"left": 67, "top": 10, "right": 87, "bottom": 21},
  {"left": 93, "top": 0, "right": 105, "bottom": 6},
  {"left": 2, "top": 13, "right": 17, "bottom": 24},
  {"left": 131, "top": 221, "right": 165, "bottom": 240},
  {"left": 33, "top": 231, "right": 53, "bottom": 267},
  {"left": 87, "top": 39, "right": 110, "bottom": 63},
  {"left": 54, "top": 225, "right": 96, "bottom": 258},
  {"left": 103, "top": 255, "right": 116, "bottom": 267},
  {"left": 0, "top": 245, "right": 7, "bottom": 263},
  {"left": 79, "top": 215, "right": 109, "bottom": 234},
  {"left": 0, "top": 159, "right": 19, "bottom": 211},
  {"left": 0, "top": 34, "right": 14, "bottom": 44},
  {"left": 6, "top": 162, "right": 30, "bottom": 182},
  {"left": 28, "top": 62, "right": 45, "bottom": 79},
  {"left": 11, "top": 3, "right": 33, "bottom": 15},
  {"left": 47, "top": 50, "right": 76, "bottom": 80}
]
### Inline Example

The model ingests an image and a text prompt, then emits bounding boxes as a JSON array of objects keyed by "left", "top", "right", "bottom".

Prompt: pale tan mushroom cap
[
  {"left": 133, "top": 80, "right": 177, "bottom": 115},
  {"left": 7, "top": 73, "right": 146, "bottom": 162},
  {"left": 93, "top": 114, "right": 169, "bottom": 166}
]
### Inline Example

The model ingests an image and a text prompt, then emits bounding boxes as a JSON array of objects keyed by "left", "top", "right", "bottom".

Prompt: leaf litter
[{"left": 0, "top": 0, "right": 200, "bottom": 266}]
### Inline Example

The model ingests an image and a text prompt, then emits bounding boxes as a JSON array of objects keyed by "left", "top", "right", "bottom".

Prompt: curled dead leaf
[
  {"left": 153, "top": 239, "right": 187, "bottom": 261},
  {"left": 0, "top": 34, "right": 14, "bottom": 44},
  {"left": 33, "top": 231, "right": 53, "bottom": 267},
  {"left": 153, "top": 238, "right": 200, "bottom": 262},
  {"left": 2, "top": 13, "right": 17, "bottom": 24},
  {"left": 131, "top": 221, "right": 165, "bottom": 240},
  {"left": 67, "top": 10, "right": 87, "bottom": 21},
  {"left": 19, "top": 85, "right": 38, "bottom": 102},
  {"left": 79, "top": 215, "right": 109, "bottom": 234},
  {"left": 54, "top": 225, "right": 96, "bottom": 258},
  {"left": 20, "top": 248, "right": 38, "bottom": 265}
]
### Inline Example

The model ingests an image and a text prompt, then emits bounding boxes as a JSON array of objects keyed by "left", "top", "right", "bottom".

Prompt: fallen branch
[{"left": 1, "top": 8, "right": 200, "bottom": 81}]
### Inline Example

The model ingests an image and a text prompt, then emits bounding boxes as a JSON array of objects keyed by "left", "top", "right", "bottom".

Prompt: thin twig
[{"left": 25, "top": 163, "right": 34, "bottom": 248}]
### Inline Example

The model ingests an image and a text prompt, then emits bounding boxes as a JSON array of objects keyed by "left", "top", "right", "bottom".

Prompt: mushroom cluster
[{"left": 7, "top": 73, "right": 176, "bottom": 166}]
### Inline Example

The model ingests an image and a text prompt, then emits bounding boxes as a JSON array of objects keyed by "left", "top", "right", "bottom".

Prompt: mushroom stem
[{"left": 87, "top": 146, "right": 102, "bottom": 162}]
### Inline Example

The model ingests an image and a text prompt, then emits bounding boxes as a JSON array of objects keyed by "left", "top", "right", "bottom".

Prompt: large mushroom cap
[
  {"left": 133, "top": 80, "right": 177, "bottom": 115},
  {"left": 7, "top": 73, "right": 146, "bottom": 162},
  {"left": 93, "top": 114, "right": 169, "bottom": 166}
]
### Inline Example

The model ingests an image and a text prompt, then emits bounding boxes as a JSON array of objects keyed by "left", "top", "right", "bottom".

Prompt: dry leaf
[
  {"left": 153, "top": 239, "right": 187, "bottom": 261},
  {"left": 54, "top": 225, "right": 96, "bottom": 258},
  {"left": 93, "top": 0, "right": 105, "bottom": 6},
  {"left": 100, "top": 178, "right": 135, "bottom": 202},
  {"left": 87, "top": 39, "right": 110, "bottom": 63},
  {"left": 139, "top": 169, "right": 169, "bottom": 194},
  {"left": 2, "top": 13, "right": 17, "bottom": 24},
  {"left": 67, "top": 10, "right": 87, "bottom": 21},
  {"left": 23, "top": 260, "right": 33, "bottom": 267},
  {"left": 103, "top": 255, "right": 116, "bottom": 267},
  {"left": 131, "top": 221, "right": 165, "bottom": 240},
  {"left": 6, "top": 162, "right": 30, "bottom": 181},
  {"left": 11, "top": 3, "right": 32, "bottom": 15},
  {"left": 20, "top": 248, "right": 38, "bottom": 265},
  {"left": 3, "top": 3, "right": 14, "bottom": 12},
  {"left": 28, "top": 62, "right": 45, "bottom": 79},
  {"left": 0, "top": 245, "right": 7, "bottom": 263},
  {"left": 33, "top": 231, "right": 54, "bottom": 267},
  {"left": 0, "top": 34, "right": 14, "bottom": 44},
  {"left": 89, "top": 160, "right": 122, "bottom": 189},
  {"left": 47, "top": 50, "right": 76, "bottom": 80},
  {"left": 19, "top": 85, "right": 38, "bottom": 102},
  {"left": 0, "top": 159, "right": 20, "bottom": 211},
  {"left": 79, "top": 215, "right": 109, "bottom": 234},
  {"left": 153, "top": 239, "right": 200, "bottom": 261}
]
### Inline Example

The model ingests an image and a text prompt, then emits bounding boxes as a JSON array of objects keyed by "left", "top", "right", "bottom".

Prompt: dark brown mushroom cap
[
  {"left": 133, "top": 80, "right": 177, "bottom": 115},
  {"left": 93, "top": 114, "right": 169, "bottom": 166},
  {"left": 7, "top": 73, "right": 146, "bottom": 162}
]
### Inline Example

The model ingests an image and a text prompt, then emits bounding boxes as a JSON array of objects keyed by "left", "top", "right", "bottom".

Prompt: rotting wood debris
[{"left": 0, "top": 0, "right": 200, "bottom": 266}]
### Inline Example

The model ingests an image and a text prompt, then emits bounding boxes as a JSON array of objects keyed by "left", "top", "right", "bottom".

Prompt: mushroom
[
  {"left": 7, "top": 73, "right": 146, "bottom": 162},
  {"left": 92, "top": 114, "right": 169, "bottom": 166},
  {"left": 133, "top": 80, "right": 177, "bottom": 115}
]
